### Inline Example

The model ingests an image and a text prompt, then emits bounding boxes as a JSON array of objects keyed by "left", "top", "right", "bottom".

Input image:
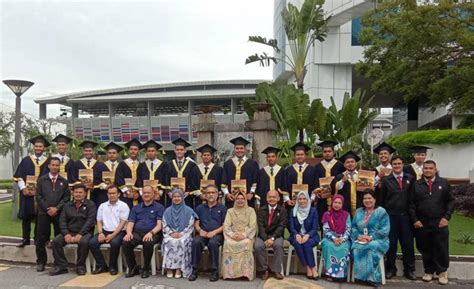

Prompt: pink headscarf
[{"left": 321, "top": 194, "right": 349, "bottom": 235}]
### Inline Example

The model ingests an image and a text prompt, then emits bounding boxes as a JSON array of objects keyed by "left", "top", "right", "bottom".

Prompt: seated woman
[
  {"left": 162, "top": 189, "right": 197, "bottom": 279},
  {"left": 288, "top": 191, "right": 320, "bottom": 279},
  {"left": 221, "top": 191, "right": 257, "bottom": 280},
  {"left": 320, "top": 194, "right": 351, "bottom": 281},
  {"left": 351, "top": 189, "right": 390, "bottom": 287}
]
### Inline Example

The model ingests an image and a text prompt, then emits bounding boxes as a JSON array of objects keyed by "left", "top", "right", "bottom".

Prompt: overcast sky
[{"left": 0, "top": 0, "right": 273, "bottom": 118}]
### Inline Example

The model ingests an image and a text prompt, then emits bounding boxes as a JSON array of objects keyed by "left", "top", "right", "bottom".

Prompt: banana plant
[{"left": 245, "top": 0, "right": 330, "bottom": 89}]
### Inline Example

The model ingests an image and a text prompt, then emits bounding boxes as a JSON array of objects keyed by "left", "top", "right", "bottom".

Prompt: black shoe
[
  {"left": 404, "top": 271, "right": 417, "bottom": 280},
  {"left": 76, "top": 267, "right": 86, "bottom": 275},
  {"left": 210, "top": 270, "right": 219, "bottom": 282},
  {"left": 49, "top": 267, "right": 68, "bottom": 276},
  {"left": 386, "top": 271, "right": 396, "bottom": 279},
  {"left": 92, "top": 266, "right": 108, "bottom": 274},
  {"left": 17, "top": 239, "right": 30, "bottom": 248},
  {"left": 36, "top": 263, "right": 45, "bottom": 272},
  {"left": 125, "top": 266, "right": 140, "bottom": 278},
  {"left": 141, "top": 269, "right": 150, "bottom": 278},
  {"left": 189, "top": 270, "right": 198, "bottom": 281},
  {"left": 109, "top": 268, "right": 118, "bottom": 275},
  {"left": 368, "top": 281, "right": 380, "bottom": 287}
]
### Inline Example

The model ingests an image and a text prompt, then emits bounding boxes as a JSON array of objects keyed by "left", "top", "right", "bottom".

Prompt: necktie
[
  {"left": 87, "top": 159, "right": 91, "bottom": 167},
  {"left": 204, "top": 166, "right": 209, "bottom": 174},
  {"left": 151, "top": 162, "right": 154, "bottom": 170},
  {"left": 397, "top": 175, "right": 403, "bottom": 190},
  {"left": 111, "top": 162, "right": 115, "bottom": 170},
  {"left": 52, "top": 176, "right": 56, "bottom": 190},
  {"left": 238, "top": 158, "right": 242, "bottom": 166},
  {"left": 178, "top": 160, "right": 182, "bottom": 169},
  {"left": 270, "top": 167, "right": 274, "bottom": 176},
  {"left": 427, "top": 179, "right": 433, "bottom": 192},
  {"left": 299, "top": 165, "right": 302, "bottom": 172},
  {"left": 36, "top": 158, "right": 40, "bottom": 165},
  {"left": 61, "top": 157, "right": 64, "bottom": 164},
  {"left": 268, "top": 207, "right": 275, "bottom": 226}
]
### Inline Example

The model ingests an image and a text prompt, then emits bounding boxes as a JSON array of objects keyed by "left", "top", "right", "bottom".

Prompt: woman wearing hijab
[
  {"left": 352, "top": 190, "right": 390, "bottom": 287},
  {"left": 162, "top": 189, "right": 197, "bottom": 279},
  {"left": 320, "top": 194, "right": 351, "bottom": 281},
  {"left": 221, "top": 191, "right": 257, "bottom": 280},
  {"left": 288, "top": 191, "right": 320, "bottom": 279}
]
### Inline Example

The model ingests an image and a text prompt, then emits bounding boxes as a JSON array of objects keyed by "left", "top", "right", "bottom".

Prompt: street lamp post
[{"left": 2, "top": 79, "right": 34, "bottom": 220}]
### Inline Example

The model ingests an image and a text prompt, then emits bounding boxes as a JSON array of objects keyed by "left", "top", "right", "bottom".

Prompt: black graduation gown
[
  {"left": 314, "top": 159, "right": 345, "bottom": 224},
  {"left": 52, "top": 154, "right": 74, "bottom": 183},
  {"left": 136, "top": 160, "right": 169, "bottom": 206},
  {"left": 285, "top": 164, "right": 317, "bottom": 202},
  {"left": 93, "top": 160, "right": 118, "bottom": 207},
  {"left": 70, "top": 158, "right": 107, "bottom": 206},
  {"left": 374, "top": 164, "right": 391, "bottom": 206},
  {"left": 256, "top": 165, "right": 286, "bottom": 207},
  {"left": 192, "top": 163, "right": 225, "bottom": 207},
  {"left": 404, "top": 163, "right": 422, "bottom": 180},
  {"left": 166, "top": 159, "right": 198, "bottom": 208},
  {"left": 331, "top": 172, "right": 364, "bottom": 217},
  {"left": 223, "top": 157, "right": 259, "bottom": 207},
  {"left": 115, "top": 159, "right": 141, "bottom": 208},
  {"left": 13, "top": 155, "right": 50, "bottom": 218}
]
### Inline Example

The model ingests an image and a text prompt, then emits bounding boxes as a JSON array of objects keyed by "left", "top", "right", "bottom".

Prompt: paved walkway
[{"left": 0, "top": 262, "right": 473, "bottom": 289}]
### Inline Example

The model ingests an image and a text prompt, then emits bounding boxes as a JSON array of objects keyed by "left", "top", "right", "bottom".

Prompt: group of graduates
[{"left": 13, "top": 133, "right": 454, "bottom": 286}]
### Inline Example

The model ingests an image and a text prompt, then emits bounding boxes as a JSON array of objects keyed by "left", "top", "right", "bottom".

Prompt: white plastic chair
[
  {"left": 64, "top": 244, "right": 92, "bottom": 273},
  {"left": 90, "top": 243, "right": 124, "bottom": 273},
  {"left": 351, "top": 256, "right": 386, "bottom": 285}
]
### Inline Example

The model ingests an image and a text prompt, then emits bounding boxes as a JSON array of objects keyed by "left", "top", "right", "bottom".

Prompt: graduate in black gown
[
  {"left": 314, "top": 140, "right": 344, "bottom": 228},
  {"left": 95, "top": 142, "right": 123, "bottom": 207},
  {"left": 256, "top": 146, "right": 286, "bottom": 208},
  {"left": 166, "top": 138, "right": 198, "bottom": 208},
  {"left": 70, "top": 140, "right": 107, "bottom": 205},
  {"left": 373, "top": 142, "right": 396, "bottom": 203},
  {"left": 192, "top": 144, "right": 225, "bottom": 205},
  {"left": 331, "top": 151, "right": 364, "bottom": 217},
  {"left": 14, "top": 135, "right": 51, "bottom": 247},
  {"left": 51, "top": 134, "right": 74, "bottom": 184},
  {"left": 222, "top": 137, "right": 259, "bottom": 208},
  {"left": 283, "top": 142, "right": 317, "bottom": 209},
  {"left": 136, "top": 140, "right": 168, "bottom": 206},
  {"left": 404, "top": 145, "right": 431, "bottom": 180},
  {"left": 115, "top": 139, "right": 142, "bottom": 208}
]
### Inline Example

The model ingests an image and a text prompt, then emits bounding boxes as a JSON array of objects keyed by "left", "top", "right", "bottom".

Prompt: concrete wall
[{"left": 428, "top": 143, "right": 474, "bottom": 180}]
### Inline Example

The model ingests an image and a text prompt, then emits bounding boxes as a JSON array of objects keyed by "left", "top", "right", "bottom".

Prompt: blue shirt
[
  {"left": 195, "top": 203, "right": 227, "bottom": 232},
  {"left": 128, "top": 201, "right": 165, "bottom": 233}
]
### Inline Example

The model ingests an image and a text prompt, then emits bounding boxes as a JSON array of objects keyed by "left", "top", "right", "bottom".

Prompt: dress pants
[
  {"left": 52, "top": 233, "right": 92, "bottom": 270},
  {"left": 291, "top": 238, "right": 318, "bottom": 267},
  {"left": 191, "top": 234, "right": 223, "bottom": 271},
  {"left": 415, "top": 225, "right": 449, "bottom": 274},
  {"left": 89, "top": 230, "right": 126, "bottom": 270},
  {"left": 254, "top": 237, "right": 284, "bottom": 273},
  {"left": 35, "top": 213, "right": 60, "bottom": 265},
  {"left": 122, "top": 231, "right": 161, "bottom": 271},
  {"left": 21, "top": 215, "right": 36, "bottom": 241},
  {"left": 386, "top": 214, "right": 415, "bottom": 274}
]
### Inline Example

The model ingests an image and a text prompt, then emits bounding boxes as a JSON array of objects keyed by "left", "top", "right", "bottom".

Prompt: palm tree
[{"left": 245, "top": 0, "right": 330, "bottom": 89}]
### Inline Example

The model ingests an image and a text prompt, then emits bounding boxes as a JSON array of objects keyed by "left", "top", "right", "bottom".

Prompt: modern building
[
  {"left": 274, "top": 0, "right": 471, "bottom": 135},
  {"left": 34, "top": 79, "right": 267, "bottom": 149}
]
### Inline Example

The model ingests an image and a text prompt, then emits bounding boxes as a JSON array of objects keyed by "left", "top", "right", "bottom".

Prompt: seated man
[
  {"left": 122, "top": 185, "right": 165, "bottom": 278},
  {"left": 189, "top": 184, "right": 227, "bottom": 282},
  {"left": 89, "top": 185, "right": 130, "bottom": 275},
  {"left": 50, "top": 184, "right": 96, "bottom": 276},
  {"left": 254, "top": 190, "right": 287, "bottom": 280}
]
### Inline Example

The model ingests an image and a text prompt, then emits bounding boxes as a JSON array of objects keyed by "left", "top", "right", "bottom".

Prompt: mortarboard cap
[
  {"left": 172, "top": 137, "right": 192, "bottom": 148},
  {"left": 373, "top": 142, "right": 396, "bottom": 154},
  {"left": 339, "top": 150, "right": 361, "bottom": 163},
  {"left": 78, "top": 140, "right": 98, "bottom": 149},
  {"left": 229, "top": 136, "right": 250, "bottom": 146},
  {"left": 124, "top": 138, "right": 142, "bottom": 150},
  {"left": 103, "top": 142, "right": 123, "bottom": 153},
  {"left": 410, "top": 145, "right": 431, "bottom": 154},
  {"left": 52, "top": 134, "right": 73, "bottom": 144},
  {"left": 29, "top": 135, "right": 51, "bottom": 148},
  {"left": 143, "top": 139, "right": 162, "bottom": 150},
  {"left": 317, "top": 140, "right": 339, "bottom": 149},
  {"left": 290, "top": 142, "right": 311, "bottom": 153},
  {"left": 196, "top": 144, "right": 217, "bottom": 154},
  {"left": 261, "top": 146, "right": 280, "bottom": 155}
]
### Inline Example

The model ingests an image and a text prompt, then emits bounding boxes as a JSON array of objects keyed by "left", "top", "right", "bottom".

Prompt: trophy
[
  {"left": 25, "top": 175, "right": 38, "bottom": 196},
  {"left": 291, "top": 184, "right": 309, "bottom": 201},
  {"left": 102, "top": 171, "right": 114, "bottom": 186},
  {"left": 231, "top": 179, "right": 247, "bottom": 196},
  {"left": 357, "top": 170, "right": 376, "bottom": 191}
]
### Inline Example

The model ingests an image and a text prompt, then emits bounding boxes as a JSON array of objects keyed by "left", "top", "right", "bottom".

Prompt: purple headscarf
[{"left": 321, "top": 194, "right": 349, "bottom": 235}]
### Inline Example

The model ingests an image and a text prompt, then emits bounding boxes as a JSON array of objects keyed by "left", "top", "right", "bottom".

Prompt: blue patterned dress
[
  {"left": 351, "top": 207, "right": 390, "bottom": 284},
  {"left": 321, "top": 216, "right": 351, "bottom": 278}
]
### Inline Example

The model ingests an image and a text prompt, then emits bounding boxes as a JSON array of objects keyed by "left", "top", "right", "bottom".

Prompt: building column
[
  {"left": 39, "top": 103, "right": 47, "bottom": 119},
  {"left": 71, "top": 103, "right": 79, "bottom": 135},
  {"left": 108, "top": 103, "right": 115, "bottom": 141},
  {"left": 245, "top": 103, "right": 277, "bottom": 164},
  {"left": 407, "top": 100, "right": 419, "bottom": 131},
  {"left": 188, "top": 100, "right": 194, "bottom": 141},
  {"left": 148, "top": 101, "right": 154, "bottom": 139},
  {"left": 193, "top": 107, "right": 217, "bottom": 163},
  {"left": 230, "top": 98, "right": 237, "bottom": 123}
]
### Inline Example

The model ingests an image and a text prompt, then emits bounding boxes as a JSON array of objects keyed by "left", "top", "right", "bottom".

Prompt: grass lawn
[{"left": 1, "top": 201, "right": 473, "bottom": 255}]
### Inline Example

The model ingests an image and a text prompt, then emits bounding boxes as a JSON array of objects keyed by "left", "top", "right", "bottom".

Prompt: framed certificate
[
  {"left": 200, "top": 179, "right": 215, "bottom": 191},
  {"left": 170, "top": 177, "right": 186, "bottom": 191},
  {"left": 292, "top": 184, "right": 309, "bottom": 200},
  {"left": 231, "top": 179, "right": 247, "bottom": 195},
  {"left": 102, "top": 171, "right": 114, "bottom": 186},
  {"left": 357, "top": 170, "right": 376, "bottom": 191},
  {"left": 79, "top": 169, "right": 93, "bottom": 183}
]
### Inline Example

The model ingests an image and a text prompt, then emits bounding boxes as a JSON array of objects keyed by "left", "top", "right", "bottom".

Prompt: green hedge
[
  {"left": 0, "top": 183, "right": 13, "bottom": 190},
  {"left": 0, "top": 179, "right": 13, "bottom": 184},
  {"left": 389, "top": 129, "right": 474, "bottom": 147}
]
